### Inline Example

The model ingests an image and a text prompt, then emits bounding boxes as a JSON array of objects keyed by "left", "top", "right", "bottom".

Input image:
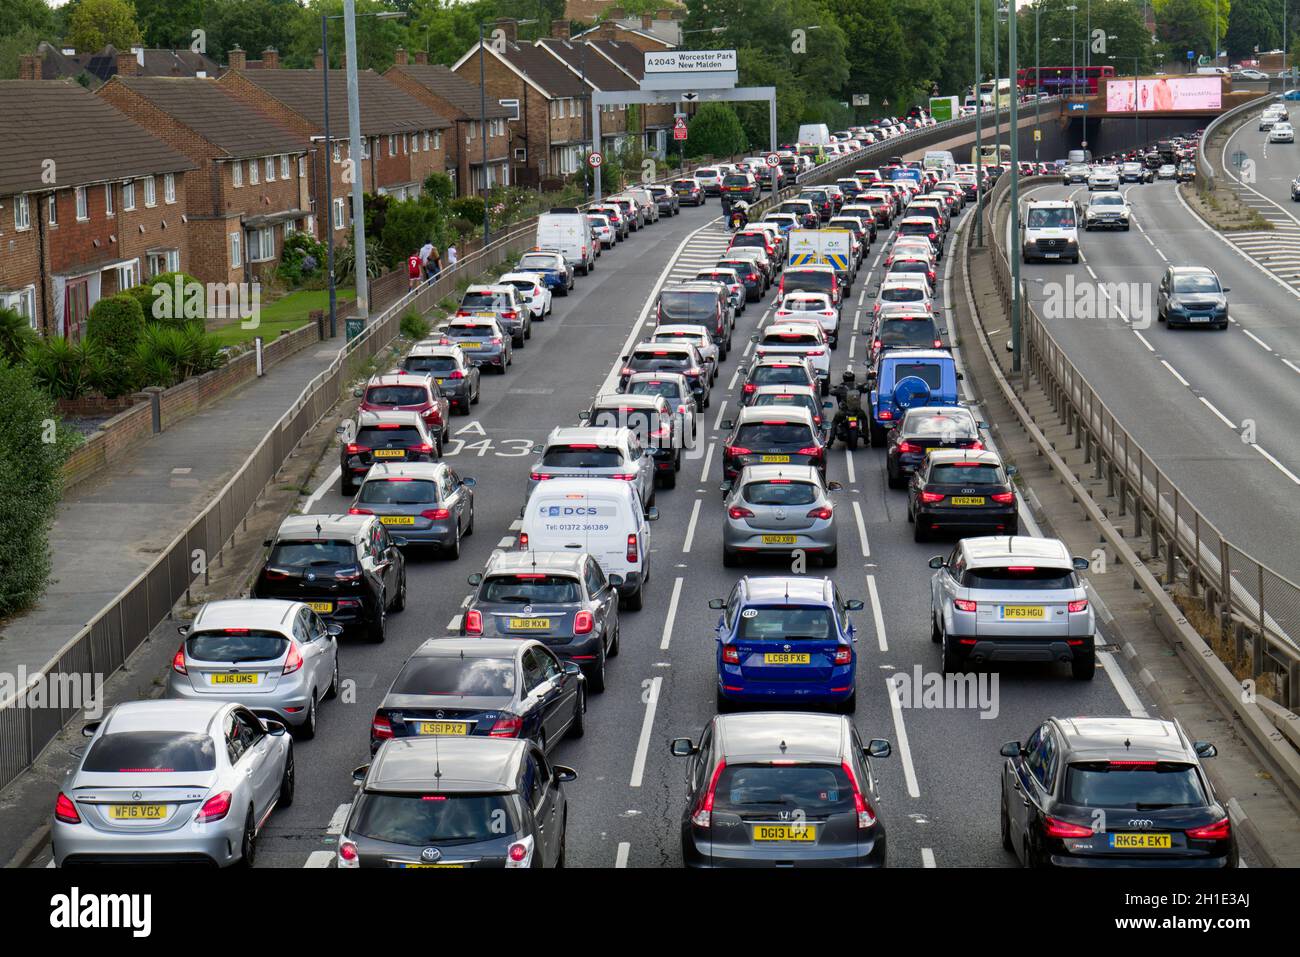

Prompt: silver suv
[
  {"left": 928, "top": 536, "right": 1095, "bottom": 679},
  {"left": 527, "top": 426, "right": 657, "bottom": 511}
]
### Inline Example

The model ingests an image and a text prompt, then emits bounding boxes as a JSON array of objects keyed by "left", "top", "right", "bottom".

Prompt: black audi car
[{"left": 907, "top": 448, "right": 1018, "bottom": 541}]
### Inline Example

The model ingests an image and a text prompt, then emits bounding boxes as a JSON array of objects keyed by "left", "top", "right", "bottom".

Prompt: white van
[
  {"left": 1021, "top": 198, "right": 1080, "bottom": 264},
  {"left": 519, "top": 477, "right": 658, "bottom": 610},
  {"left": 923, "top": 150, "right": 956, "bottom": 178},
  {"left": 798, "top": 123, "right": 831, "bottom": 146},
  {"left": 536, "top": 208, "right": 596, "bottom": 275}
]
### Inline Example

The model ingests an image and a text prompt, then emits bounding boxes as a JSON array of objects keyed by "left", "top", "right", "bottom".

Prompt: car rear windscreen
[
  {"left": 735, "top": 422, "right": 814, "bottom": 447},
  {"left": 879, "top": 319, "right": 938, "bottom": 348},
  {"left": 742, "top": 480, "right": 818, "bottom": 506},
  {"left": 517, "top": 255, "right": 557, "bottom": 270},
  {"left": 628, "top": 380, "right": 682, "bottom": 400},
  {"left": 358, "top": 478, "right": 439, "bottom": 505},
  {"left": 83, "top": 732, "right": 217, "bottom": 773},
  {"left": 762, "top": 332, "right": 819, "bottom": 346},
  {"left": 590, "top": 408, "right": 660, "bottom": 437},
  {"left": 403, "top": 356, "right": 459, "bottom": 374},
  {"left": 723, "top": 174, "right": 752, "bottom": 187},
  {"left": 481, "top": 575, "right": 582, "bottom": 604},
  {"left": 366, "top": 386, "right": 427, "bottom": 406},
  {"left": 898, "top": 221, "right": 935, "bottom": 236},
  {"left": 962, "top": 567, "right": 1075, "bottom": 589},
  {"left": 269, "top": 540, "right": 355, "bottom": 567},
  {"left": 737, "top": 606, "right": 834, "bottom": 640},
  {"left": 461, "top": 292, "right": 511, "bottom": 310},
  {"left": 930, "top": 462, "right": 1002, "bottom": 485},
  {"left": 392, "top": 656, "right": 515, "bottom": 696},
  {"left": 880, "top": 286, "right": 927, "bottom": 303},
  {"left": 731, "top": 234, "right": 766, "bottom": 248},
  {"left": 903, "top": 412, "right": 973, "bottom": 438},
  {"left": 888, "top": 261, "right": 931, "bottom": 278},
  {"left": 784, "top": 271, "right": 834, "bottom": 294},
  {"left": 890, "top": 362, "right": 943, "bottom": 389},
  {"left": 187, "top": 629, "right": 289, "bottom": 663},
  {"left": 1062, "top": 763, "right": 1206, "bottom": 809},
  {"left": 632, "top": 349, "right": 691, "bottom": 368},
  {"left": 356, "top": 426, "right": 423, "bottom": 447},
  {"left": 713, "top": 764, "right": 854, "bottom": 814},
  {"left": 658, "top": 291, "right": 716, "bottom": 321},
  {"left": 751, "top": 365, "right": 811, "bottom": 387},
  {"left": 753, "top": 395, "right": 819, "bottom": 418},
  {"left": 782, "top": 297, "right": 830, "bottom": 312},
  {"left": 501, "top": 279, "right": 535, "bottom": 292},
  {"left": 351, "top": 793, "right": 516, "bottom": 846},
  {"left": 447, "top": 324, "right": 495, "bottom": 336},
  {"left": 542, "top": 445, "right": 624, "bottom": 468}
]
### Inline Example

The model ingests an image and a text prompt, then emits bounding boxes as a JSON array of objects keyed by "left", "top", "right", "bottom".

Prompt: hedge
[{"left": 86, "top": 293, "right": 146, "bottom": 356}]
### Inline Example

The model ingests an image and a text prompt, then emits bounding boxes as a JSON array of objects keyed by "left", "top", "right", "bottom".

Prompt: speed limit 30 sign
[
  {"left": 765, "top": 152, "right": 780, "bottom": 167},
  {"left": 587, "top": 151, "right": 603, "bottom": 168}
]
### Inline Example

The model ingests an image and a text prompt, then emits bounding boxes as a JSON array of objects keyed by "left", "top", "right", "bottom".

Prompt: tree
[
  {"left": 1154, "top": 0, "right": 1229, "bottom": 59},
  {"left": 0, "top": 24, "right": 43, "bottom": 79},
  {"left": 66, "top": 0, "right": 143, "bottom": 52},
  {"left": 0, "top": 0, "right": 54, "bottom": 37},
  {"left": 207, "top": 0, "right": 312, "bottom": 67},
  {"left": 685, "top": 102, "right": 748, "bottom": 159},
  {"left": 1225, "top": 0, "right": 1281, "bottom": 58},
  {"left": 132, "top": 0, "right": 205, "bottom": 49},
  {"left": 404, "top": 0, "right": 497, "bottom": 70}
]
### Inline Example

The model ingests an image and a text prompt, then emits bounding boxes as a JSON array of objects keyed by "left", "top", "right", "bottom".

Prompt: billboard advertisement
[
  {"left": 1105, "top": 76, "right": 1222, "bottom": 112},
  {"left": 929, "top": 95, "right": 958, "bottom": 122}
]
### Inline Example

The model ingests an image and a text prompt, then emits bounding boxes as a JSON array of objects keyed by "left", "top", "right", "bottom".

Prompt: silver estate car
[
  {"left": 721, "top": 464, "right": 842, "bottom": 567},
  {"left": 527, "top": 426, "right": 657, "bottom": 511},
  {"left": 624, "top": 371, "right": 699, "bottom": 442},
  {"left": 167, "top": 599, "right": 340, "bottom": 738},
  {"left": 928, "top": 536, "right": 1096, "bottom": 680},
  {"left": 439, "top": 316, "right": 513, "bottom": 373},
  {"left": 53, "top": 700, "right": 293, "bottom": 867},
  {"left": 349, "top": 461, "right": 476, "bottom": 557}
]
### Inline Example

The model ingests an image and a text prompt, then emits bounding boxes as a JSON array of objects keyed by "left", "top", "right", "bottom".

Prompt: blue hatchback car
[
  {"left": 709, "top": 577, "right": 863, "bottom": 713},
  {"left": 867, "top": 348, "right": 962, "bottom": 446}
]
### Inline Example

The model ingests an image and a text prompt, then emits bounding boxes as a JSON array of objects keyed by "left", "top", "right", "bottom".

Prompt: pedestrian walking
[
  {"left": 427, "top": 245, "right": 443, "bottom": 281},
  {"left": 447, "top": 243, "right": 459, "bottom": 268},
  {"left": 407, "top": 252, "right": 422, "bottom": 290}
]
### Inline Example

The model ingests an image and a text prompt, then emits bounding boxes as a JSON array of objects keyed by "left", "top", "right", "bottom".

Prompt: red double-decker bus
[{"left": 1017, "top": 65, "right": 1116, "bottom": 96}]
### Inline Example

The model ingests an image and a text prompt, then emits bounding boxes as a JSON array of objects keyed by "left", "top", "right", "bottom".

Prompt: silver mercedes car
[
  {"left": 721, "top": 464, "right": 842, "bottom": 567},
  {"left": 52, "top": 700, "right": 293, "bottom": 867}
]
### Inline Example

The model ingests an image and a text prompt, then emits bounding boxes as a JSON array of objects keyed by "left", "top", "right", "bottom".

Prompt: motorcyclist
[
  {"left": 829, "top": 368, "right": 868, "bottom": 444},
  {"left": 728, "top": 200, "right": 750, "bottom": 231}
]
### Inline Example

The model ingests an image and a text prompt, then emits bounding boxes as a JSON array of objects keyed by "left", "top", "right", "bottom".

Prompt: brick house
[
  {"left": 218, "top": 60, "right": 452, "bottom": 246},
  {"left": 19, "top": 42, "right": 222, "bottom": 88},
  {"left": 534, "top": 32, "right": 637, "bottom": 159},
  {"left": 572, "top": 35, "right": 676, "bottom": 158},
  {"left": 451, "top": 22, "right": 592, "bottom": 184},
  {"left": 383, "top": 51, "right": 513, "bottom": 196},
  {"left": 96, "top": 74, "right": 311, "bottom": 289},
  {"left": 572, "top": 13, "right": 682, "bottom": 50},
  {"left": 0, "top": 81, "right": 193, "bottom": 340}
]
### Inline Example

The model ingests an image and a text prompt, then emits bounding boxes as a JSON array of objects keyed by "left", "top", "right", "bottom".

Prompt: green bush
[
  {"left": 125, "top": 272, "right": 204, "bottom": 325},
  {"left": 423, "top": 171, "right": 455, "bottom": 204},
  {"left": 26, "top": 337, "right": 92, "bottom": 399},
  {"left": 278, "top": 232, "right": 328, "bottom": 286},
  {"left": 449, "top": 217, "right": 476, "bottom": 241},
  {"left": 400, "top": 309, "right": 430, "bottom": 341},
  {"left": 130, "top": 323, "right": 226, "bottom": 388},
  {"left": 334, "top": 236, "right": 385, "bottom": 283},
  {"left": 0, "top": 305, "right": 35, "bottom": 365},
  {"left": 86, "top": 293, "right": 146, "bottom": 356},
  {"left": 449, "top": 196, "right": 485, "bottom": 225},
  {"left": 81, "top": 338, "right": 135, "bottom": 398},
  {"left": 0, "top": 361, "right": 80, "bottom": 617}
]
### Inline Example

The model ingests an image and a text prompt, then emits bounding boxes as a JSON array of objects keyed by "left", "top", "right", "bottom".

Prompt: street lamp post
[
  {"left": 1067, "top": 5, "right": 1078, "bottom": 96},
  {"left": 975, "top": 0, "right": 984, "bottom": 246},
  {"left": 1035, "top": 2, "right": 1041, "bottom": 162},
  {"left": 1010, "top": 0, "right": 1022, "bottom": 374},
  {"left": 994, "top": 0, "right": 1001, "bottom": 170}
]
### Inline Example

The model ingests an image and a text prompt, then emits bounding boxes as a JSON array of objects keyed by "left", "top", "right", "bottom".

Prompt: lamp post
[
  {"left": 994, "top": 0, "right": 1001, "bottom": 169},
  {"left": 1010, "top": 0, "right": 1021, "bottom": 374},
  {"left": 1035, "top": 1, "right": 1041, "bottom": 161},
  {"left": 975, "top": 0, "right": 984, "bottom": 246},
  {"left": 321, "top": 7, "right": 404, "bottom": 338},
  {"left": 1067, "top": 5, "right": 1078, "bottom": 95}
]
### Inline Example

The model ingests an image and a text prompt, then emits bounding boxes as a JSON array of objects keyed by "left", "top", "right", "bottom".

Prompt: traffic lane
[
  {"left": 254, "top": 204, "right": 728, "bottom": 866},
  {"left": 1223, "top": 102, "right": 1300, "bottom": 214}
]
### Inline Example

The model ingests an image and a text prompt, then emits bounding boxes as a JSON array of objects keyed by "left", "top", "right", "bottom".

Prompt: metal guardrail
[
  {"left": 1197, "top": 92, "right": 1281, "bottom": 190},
  {"left": 982, "top": 173, "right": 1300, "bottom": 709}
]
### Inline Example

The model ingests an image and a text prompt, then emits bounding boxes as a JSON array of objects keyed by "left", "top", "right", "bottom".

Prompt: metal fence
[{"left": 982, "top": 173, "right": 1300, "bottom": 708}]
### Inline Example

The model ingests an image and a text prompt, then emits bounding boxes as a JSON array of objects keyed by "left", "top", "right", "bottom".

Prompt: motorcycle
[{"left": 828, "top": 396, "right": 864, "bottom": 450}]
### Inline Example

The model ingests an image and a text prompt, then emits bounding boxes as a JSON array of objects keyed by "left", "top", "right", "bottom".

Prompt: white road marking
[
  {"left": 1251, "top": 443, "right": 1300, "bottom": 484},
  {"left": 629, "top": 676, "right": 663, "bottom": 788},
  {"left": 712, "top": 401, "right": 728, "bottom": 431},
  {"left": 727, "top": 368, "right": 740, "bottom": 390},
  {"left": 921, "top": 847, "right": 937, "bottom": 868},
  {"left": 866, "top": 574, "right": 887, "bottom": 652},
  {"left": 1133, "top": 330, "right": 1155, "bottom": 352},
  {"left": 326, "top": 803, "right": 351, "bottom": 835},
  {"left": 447, "top": 614, "right": 463, "bottom": 630},
  {"left": 848, "top": 335, "right": 856, "bottom": 359},
  {"left": 660, "top": 577, "right": 683, "bottom": 651},
  {"left": 1283, "top": 358, "right": 1300, "bottom": 376},
  {"left": 844, "top": 446, "right": 856, "bottom": 484},
  {"left": 682, "top": 498, "right": 703, "bottom": 552},
  {"left": 699, "top": 441, "right": 716, "bottom": 482},
  {"left": 852, "top": 501, "right": 870, "bottom": 557},
  {"left": 1160, "top": 359, "right": 1189, "bottom": 387},
  {"left": 303, "top": 466, "right": 341, "bottom": 511},
  {"left": 1241, "top": 328, "right": 1272, "bottom": 352},
  {"left": 885, "top": 675, "right": 921, "bottom": 798},
  {"left": 304, "top": 851, "right": 335, "bottom": 868},
  {"left": 615, "top": 842, "right": 631, "bottom": 868},
  {"left": 1199, "top": 397, "right": 1237, "bottom": 429},
  {"left": 496, "top": 536, "right": 515, "bottom": 548}
]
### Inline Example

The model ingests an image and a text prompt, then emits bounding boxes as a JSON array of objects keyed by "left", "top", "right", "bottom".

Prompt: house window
[
  {"left": 362, "top": 138, "right": 370, "bottom": 160},
  {"left": 281, "top": 154, "right": 290, "bottom": 179},
  {"left": 0, "top": 287, "right": 36, "bottom": 328},
  {"left": 147, "top": 249, "right": 180, "bottom": 276},
  {"left": 388, "top": 134, "right": 396, "bottom": 156},
  {"left": 14, "top": 194, "right": 30, "bottom": 231},
  {"left": 249, "top": 160, "right": 259, "bottom": 185},
  {"left": 305, "top": 214, "right": 315, "bottom": 235},
  {"left": 248, "top": 226, "right": 276, "bottom": 262},
  {"left": 284, "top": 221, "right": 294, "bottom": 241},
  {"left": 113, "top": 261, "right": 138, "bottom": 291},
  {"left": 122, "top": 180, "right": 135, "bottom": 210},
  {"left": 568, "top": 98, "right": 577, "bottom": 118},
  {"left": 434, "top": 130, "right": 442, "bottom": 150},
  {"left": 47, "top": 194, "right": 57, "bottom": 225},
  {"left": 164, "top": 173, "right": 176, "bottom": 203},
  {"left": 332, "top": 197, "right": 346, "bottom": 230},
  {"left": 232, "top": 161, "right": 243, "bottom": 187},
  {"left": 230, "top": 231, "right": 242, "bottom": 268},
  {"left": 333, "top": 142, "right": 342, "bottom": 163},
  {"left": 75, "top": 186, "right": 88, "bottom": 221},
  {"left": 143, "top": 176, "right": 156, "bottom": 207},
  {"left": 104, "top": 183, "right": 114, "bottom": 216},
  {"left": 265, "top": 156, "right": 275, "bottom": 181},
  {"left": 403, "top": 133, "right": 409, "bottom": 153},
  {"left": 298, "top": 155, "right": 306, "bottom": 177},
  {"left": 423, "top": 131, "right": 430, "bottom": 150}
]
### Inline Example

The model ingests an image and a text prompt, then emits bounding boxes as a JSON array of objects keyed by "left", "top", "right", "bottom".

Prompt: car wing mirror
[
  {"left": 669, "top": 737, "right": 698, "bottom": 757},
  {"left": 928, "top": 555, "right": 946, "bottom": 569},
  {"left": 646, "top": 507, "right": 660, "bottom": 522},
  {"left": 532, "top": 444, "right": 544, "bottom": 454},
  {"left": 461, "top": 477, "right": 476, "bottom": 487},
  {"left": 843, "top": 599, "right": 865, "bottom": 612},
  {"left": 1194, "top": 741, "right": 1218, "bottom": 759},
  {"left": 81, "top": 721, "right": 102, "bottom": 738},
  {"left": 352, "top": 764, "right": 370, "bottom": 784},
  {"left": 467, "top": 572, "right": 483, "bottom": 586},
  {"left": 607, "top": 573, "right": 625, "bottom": 587},
  {"left": 578, "top": 410, "right": 591, "bottom": 420},
  {"left": 866, "top": 738, "right": 892, "bottom": 759},
  {"left": 1005, "top": 465, "right": 1019, "bottom": 477},
  {"left": 999, "top": 741, "right": 1023, "bottom": 758},
  {"left": 1072, "top": 557, "right": 1090, "bottom": 571},
  {"left": 263, "top": 719, "right": 288, "bottom": 736},
  {"left": 722, "top": 419, "right": 735, "bottom": 429},
  {"left": 827, "top": 481, "right": 844, "bottom": 492},
  {"left": 707, "top": 598, "right": 726, "bottom": 610},
  {"left": 389, "top": 536, "right": 409, "bottom": 548},
  {"left": 562, "top": 661, "right": 582, "bottom": 677},
  {"left": 352, "top": 388, "right": 363, "bottom": 398},
  {"left": 553, "top": 765, "right": 579, "bottom": 784}
]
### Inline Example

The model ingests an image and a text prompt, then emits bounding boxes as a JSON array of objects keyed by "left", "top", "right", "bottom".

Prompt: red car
[{"left": 355, "top": 372, "right": 449, "bottom": 450}]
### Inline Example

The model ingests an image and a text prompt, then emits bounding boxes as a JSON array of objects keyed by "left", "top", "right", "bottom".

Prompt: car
[
  {"left": 1118, "top": 162, "right": 1149, "bottom": 183},
  {"left": 708, "top": 576, "right": 863, "bottom": 712},
  {"left": 338, "top": 409, "right": 439, "bottom": 495},
  {"left": 775, "top": 292, "right": 840, "bottom": 346},
  {"left": 999, "top": 716, "right": 1234, "bottom": 868},
  {"left": 779, "top": 263, "right": 840, "bottom": 307},
  {"left": 1083, "top": 191, "right": 1132, "bottom": 230},
  {"left": 537, "top": 208, "right": 597, "bottom": 273},
  {"left": 590, "top": 203, "right": 629, "bottom": 240},
  {"left": 53, "top": 700, "right": 294, "bottom": 867},
  {"left": 1061, "top": 163, "right": 1090, "bottom": 185},
  {"left": 655, "top": 282, "right": 733, "bottom": 356},
  {"left": 458, "top": 283, "right": 530, "bottom": 346},
  {"left": 339, "top": 736, "right": 575, "bottom": 868},
  {"left": 1258, "top": 109, "right": 1285, "bottom": 131},
  {"left": 354, "top": 372, "right": 449, "bottom": 452},
  {"left": 1292, "top": 174, "right": 1300, "bottom": 200},
  {"left": 252, "top": 513, "right": 406, "bottom": 642},
  {"left": 400, "top": 341, "right": 481, "bottom": 414},
  {"left": 462, "top": 551, "right": 621, "bottom": 691},
  {"left": 671, "top": 177, "right": 706, "bottom": 206},
  {"left": 728, "top": 227, "right": 779, "bottom": 272},
  {"left": 1020, "top": 198, "right": 1079, "bottom": 264},
  {"left": 581, "top": 392, "right": 682, "bottom": 487},
  {"left": 798, "top": 188, "right": 835, "bottom": 222},
  {"left": 746, "top": 383, "right": 828, "bottom": 440},
  {"left": 873, "top": 276, "right": 934, "bottom": 317},
  {"left": 720, "top": 170, "right": 761, "bottom": 207},
  {"left": 167, "top": 598, "right": 340, "bottom": 739},
  {"left": 1086, "top": 166, "right": 1120, "bottom": 191},
  {"left": 894, "top": 216, "right": 944, "bottom": 260},
  {"left": 438, "top": 315, "right": 513, "bottom": 374},
  {"left": 885, "top": 405, "right": 983, "bottom": 488},
  {"left": 721, "top": 405, "right": 826, "bottom": 482},
  {"left": 866, "top": 348, "right": 962, "bottom": 445},
  {"left": 619, "top": 341, "right": 710, "bottom": 408},
  {"left": 586, "top": 214, "right": 615, "bottom": 250},
  {"left": 527, "top": 425, "right": 657, "bottom": 511},
  {"left": 648, "top": 184, "right": 680, "bottom": 216},
  {"left": 348, "top": 461, "right": 476, "bottom": 558},
  {"left": 696, "top": 266, "right": 748, "bottom": 314},
  {"left": 1285, "top": 88, "right": 1300, "bottom": 101},
  {"left": 650, "top": 323, "right": 721, "bottom": 384},
  {"left": 908, "top": 447, "right": 1018, "bottom": 541},
  {"left": 1175, "top": 161, "right": 1197, "bottom": 182},
  {"left": 1236, "top": 68, "right": 1269, "bottom": 80},
  {"left": 497, "top": 271, "right": 553, "bottom": 320},
  {"left": 669, "top": 712, "right": 891, "bottom": 867},
  {"left": 1156, "top": 163, "right": 1178, "bottom": 180},
  {"left": 515, "top": 249, "right": 575, "bottom": 295},
  {"left": 623, "top": 370, "right": 699, "bottom": 442},
  {"left": 694, "top": 166, "right": 725, "bottom": 195},
  {"left": 752, "top": 321, "right": 832, "bottom": 394},
  {"left": 1269, "top": 121, "right": 1295, "bottom": 143},
  {"left": 608, "top": 194, "right": 646, "bottom": 230},
  {"left": 621, "top": 187, "right": 660, "bottom": 224},
  {"left": 740, "top": 355, "right": 819, "bottom": 403},
  {"left": 721, "top": 464, "right": 841, "bottom": 567},
  {"left": 722, "top": 246, "right": 775, "bottom": 292},
  {"left": 928, "top": 535, "right": 1094, "bottom": 678},
  {"left": 1156, "top": 265, "right": 1229, "bottom": 329},
  {"left": 884, "top": 254, "right": 937, "bottom": 291},
  {"left": 370, "top": 637, "right": 585, "bottom": 753},
  {"left": 776, "top": 199, "right": 821, "bottom": 229}
]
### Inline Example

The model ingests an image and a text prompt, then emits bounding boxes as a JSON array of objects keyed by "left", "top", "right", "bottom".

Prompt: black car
[
  {"left": 340, "top": 736, "right": 575, "bottom": 868},
  {"left": 716, "top": 257, "right": 766, "bottom": 303},
  {"left": 463, "top": 551, "right": 622, "bottom": 691},
  {"left": 671, "top": 178, "right": 706, "bottom": 206},
  {"left": 869, "top": 311, "right": 943, "bottom": 363},
  {"left": 339, "top": 410, "right": 438, "bottom": 495},
  {"left": 722, "top": 406, "right": 825, "bottom": 482},
  {"left": 798, "top": 189, "right": 835, "bottom": 222},
  {"left": 908, "top": 448, "right": 1018, "bottom": 541},
  {"left": 370, "top": 637, "right": 584, "bottom": 754},
  {"left": 720, "top": 172, "right": 761, "bottom": 207},
  {"left": 649, "top": 185, "right": 680, "bottom": 216},
  {"left": 1000, "top": 716, "right": 1234, "bottom": 868},
  {"left": 670, "top": 712, "right": 891, "bottom": 868},
  {"left": 399, "top": 343, "right": 481, "bottom": 415},
  {"left": 656, "top": 283, "right": 732, "bottom": 355},
  {"left": 583, "top": 393, "right": 682, "bottom": 488},
  {"left": 253, "top": 513, "right": 406, "bottom": 642},
  {"left": 885, "top": 405, "right": 983, "bottom": 489},
  {"left": 621, "top": 342, "right": 710, "bottom": 407}
]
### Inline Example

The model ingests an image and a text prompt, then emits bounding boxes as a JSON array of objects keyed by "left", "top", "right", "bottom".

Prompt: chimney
[
  {"left": 414, "top": 51, "right": 428, "bottom": 65},
  {"left": 641, "top": 15, "right": 653, "bottom": 30},
  {"left": 314, "top": 48, "right": 324, "bottom": 70},
  {"left": 394, "top": 47, "right": 407, "bottom": 65},
  {"left": 262, "top": 47, "right": 279, "bottom": 69},
  {"left": 228, "top": 45, "right": 245, "bottom": 71},
  {"left": 116, "top": 50, "right": 138, "bottom": 76},
  {"left": 18, "top": 53, "right": 40, "bottom": 80},
  {"left": 493, "top": 17, "right": 518, "bottom": 43},
  {"left": 551, "top": 20, "right": 571, "bottom": 40},
  {"left": 657, "top": 8, "right": 675, "bottom": 19}
]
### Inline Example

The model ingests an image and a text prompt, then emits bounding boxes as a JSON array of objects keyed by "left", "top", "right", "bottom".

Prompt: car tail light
[
  {"left": 518, "top": 532, "right": 528, "bottom": 550},
  {"left": 621, "top": 367, "right": 635, "bottom": 376},
  {"left": 55, "top": 792, "right": 81, "bottom": 824},
  {"left": 421, "top": 508, "right": 451, "bottom": 520},
  {"left": 196, "top": 790, "right": 232, "bottom": 823},
  {"left": 345, "top": 444, "right": 369, "bottom": 455},
  {"left": 508, "top": 841, "right": 530, "bottom": 863},
  {"left": 282, "top": 641, "right": 304, "bottom": 675},
  {"left": 455, "top": 309, "right": 470, "bottom": 317},
  {"left": 742, "top": 383, "right": 756, "bottom": 395},
  {"left": 171, "top": 645, "right": 187, "bottom": 675},
  {"left": 991, "top": 491, "right": 1015, "bottom": 504},
  {"left": 898, "top": 441, "right": 919, "bottom": 454},
  {"left": 502, "top": 310, "right": 518, "bottom": 320},
  {"left": 726, "top": 446, "right": 752, "bottom": 457},
  {"left": 626, "top": 534, "right": 638, "bottom": 563},
  {"left": 953, "top": 598, "right": 977, "bottom": 612},
  {"left": 335, "top": 566, "right": 362, "bottom": 582},
  {"left": 840, "top": 761, "right": 877, "bottom": 828},
  {"left": 727, "top": 505, "right": 754, "bottom": 519},
  {"left": 833, "top": 647, "right": 852, "bottom": 665},
  {"left": 721, "top": 644, "right": 740, "bottom": 664},
  {"left": 611, "top": 473, "right": 637, "bottom": 481},
  {"left": 1067, "top": 599, "right": 1089, "bottom": 613},
  {"left": 1044, "top": 816, "right": 1093, "bottom": 839},
  {"left": 1187, "top": 817, "right": 1231, "bottom": 840},
  {"left": 412, "top": 443, "right": 434, "bottom": 455},
  {"left": 348, "top": 507, "right": 373, "bottom": 515},
  {"left": 490, "top": 714, "right": 523, "bottom": 738},
  {"left": 920, "top": 491, "right": 946, "bottom": 504},
  {"left": 797, "top": 447, "right": 822, "bottom": 458},
  {"left": 465, "top": 609, "right": 483, "bottom": 635},
  {"left": 929, "top": 232, "right": 937, "bottom": 241},
  {"left": 691, "top": 760, "right": 727, "bottom": 827},
  {"left": 879, "top": 410, "right": 893, "bottom": 421},
  {"left": 337, "top": 840, "right": 359, "bottom": 867},
  {"left": 806, "top": 506, "right": 833, "bottom": 520},
  {"left": 490, "top": 336, "right": 503, "bottom": 345},
  {"left": 806, "top": 349, "right": 825, "bottom": 357},
  {"left": 370, "top": 713, "right": 393, "bottom": 739},
  {"left": 574, "top": 611, "right": 594, "bottom": 635}
]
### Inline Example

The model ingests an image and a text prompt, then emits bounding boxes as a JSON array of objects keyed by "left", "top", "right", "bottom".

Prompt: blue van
[{"left": 867, "top": 349, "right": 961, "bottom": 445}]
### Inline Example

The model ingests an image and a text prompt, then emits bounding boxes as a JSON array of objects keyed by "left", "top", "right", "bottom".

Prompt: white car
[
  {"left": 1269, "top": 121, "right": 1294, "bottom": 143},
  {"left": 1086, "top": 166, "right": 1120, "bottom": 191},
  {"left": 586, "top": 213, "right": 616, "bottom": 249},
  {"left": 497, "top": 271, "right": 552, "bottom": 320},
  {"left": 1237, "top": 68, "right": 1269, "bottom": 81},
  {"left": 751, "top": 320, "right": 831, "bottom": 387},
  {"left": 1156, "top": 163, "right": 1178, "bottom": 180},
  {"left": 1259, "top": 109, "right": 1285, "bottom": 130},
  {"left": 775, "top": 292, "right": 840, "bottom": 346},
  {"left": 873, "top": 276, "right": 935, "bottom": 318},
  {"left": 650, "top": 324, "right": 721, "bottom": 384},
  {"left": 1083, "top": 191, "right": 1132, "bottom": 230}
]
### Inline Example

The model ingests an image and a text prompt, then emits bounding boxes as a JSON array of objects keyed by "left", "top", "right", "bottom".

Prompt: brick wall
[
  {"left": 0, "top": 193, "right": 42, "bottom": 328},
  {"left": 454, "top": 50, "right": 553, "bottom": 180}
]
